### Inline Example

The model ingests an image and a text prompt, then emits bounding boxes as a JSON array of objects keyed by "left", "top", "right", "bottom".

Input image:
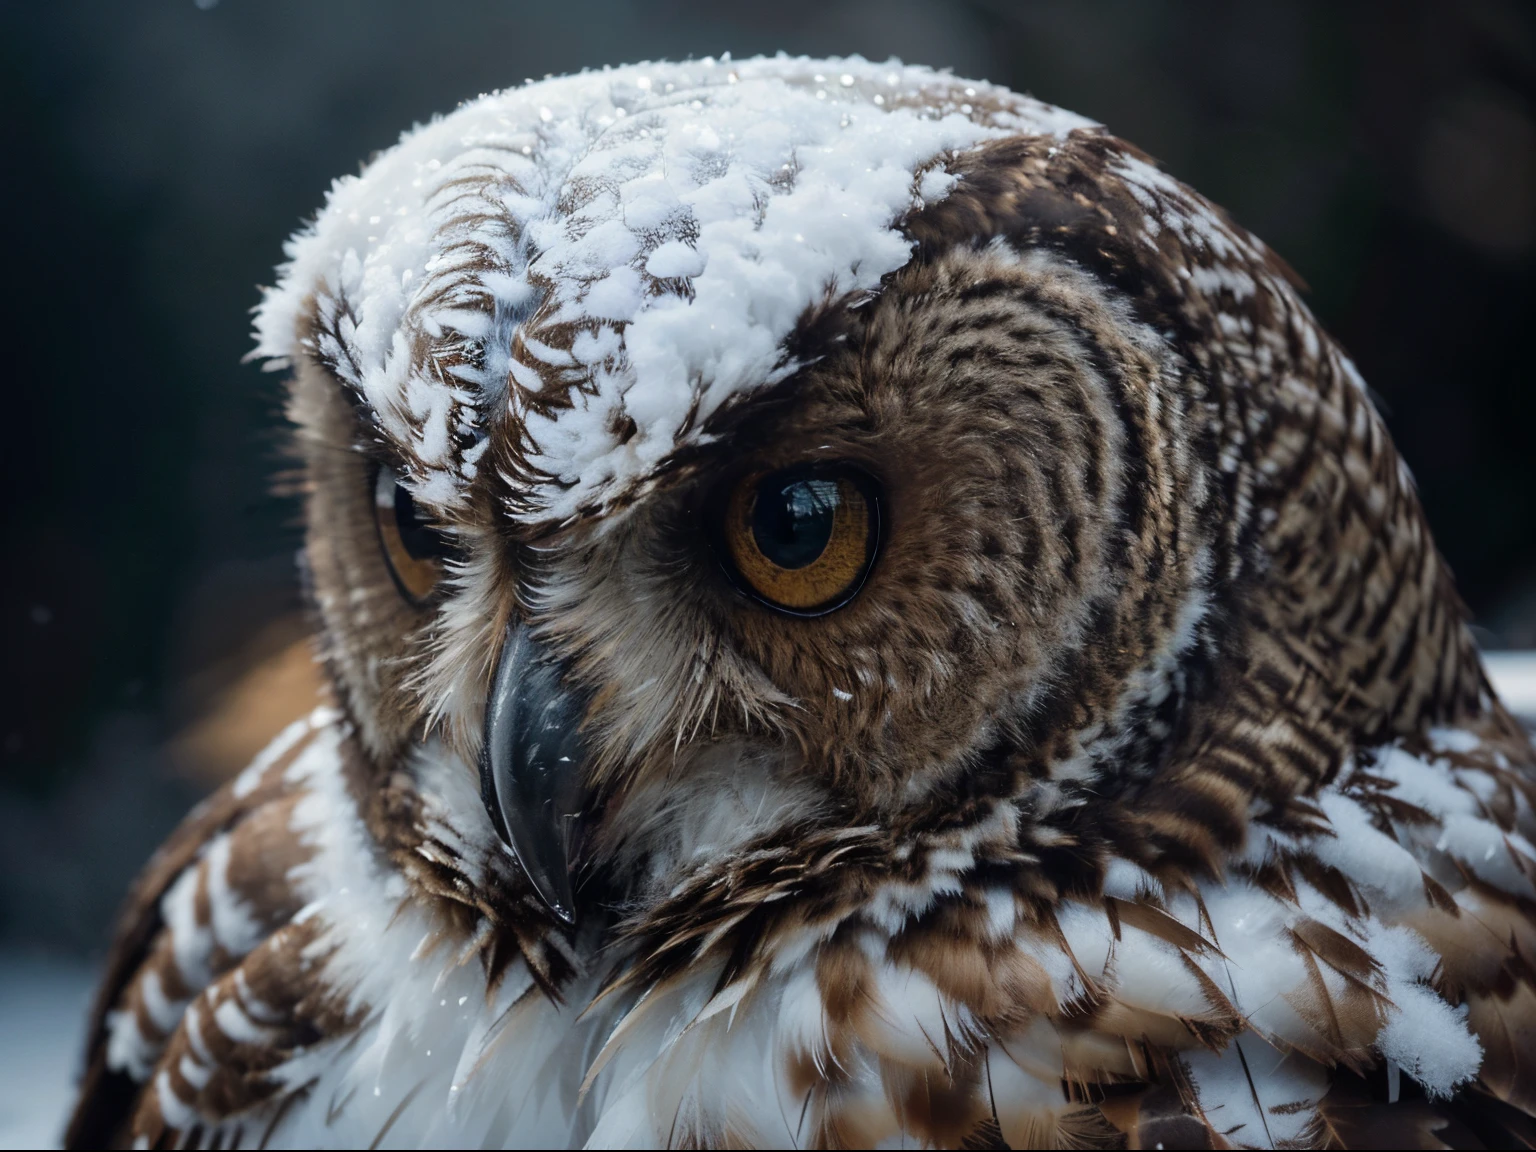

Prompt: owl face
[
  {"left": 290, "top": 238, "right": 1219, "bottom": 918},
  {"left": 266, "top": 56, "right": 1479, "bottom": 925}
]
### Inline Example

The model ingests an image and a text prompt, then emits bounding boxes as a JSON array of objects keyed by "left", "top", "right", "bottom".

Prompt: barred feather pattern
[
  {"left": 69, "top": 57, "right": 1536, "bottom": 1149},
  {"left": 69, "top": 712, "right": 1536, "bottom": 1148}
]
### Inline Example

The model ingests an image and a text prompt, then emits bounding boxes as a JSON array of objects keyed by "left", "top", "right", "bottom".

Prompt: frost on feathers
[{"left": 251, "top": 56, "right": 1094, "bottom": 520}]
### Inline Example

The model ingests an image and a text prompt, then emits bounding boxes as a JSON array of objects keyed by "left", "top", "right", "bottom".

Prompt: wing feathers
[{"left": 65, "top": 711, "right": 332, "bottom": 1149}]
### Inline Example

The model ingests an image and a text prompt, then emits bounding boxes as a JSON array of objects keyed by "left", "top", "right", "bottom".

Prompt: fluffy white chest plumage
[{"left": 93, "top": 706, "right": 1531, "bottom": 1149}]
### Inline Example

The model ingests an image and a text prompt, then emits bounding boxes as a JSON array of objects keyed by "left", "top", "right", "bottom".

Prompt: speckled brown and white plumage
[{"left": 68, "top": 57, "right": 1536, "bottom": 1149}]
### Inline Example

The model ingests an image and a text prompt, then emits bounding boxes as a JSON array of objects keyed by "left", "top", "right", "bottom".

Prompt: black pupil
[
  {"left": 394, "top": 483, "right": 445, "bottom": 560},
  {"left": 751, "top": 477, "right": 839, "bottom": 569}
]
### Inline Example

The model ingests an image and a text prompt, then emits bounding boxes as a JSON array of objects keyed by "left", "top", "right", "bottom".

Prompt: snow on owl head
[{"left": 70, "top": 57, "right": 1536, "bottom": 1150}]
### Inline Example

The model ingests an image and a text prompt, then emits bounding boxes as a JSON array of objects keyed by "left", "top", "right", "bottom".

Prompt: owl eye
[
  {"left": 717, "top": 464, "right": 881, "bottom": 615},
  {"left": 373, "top": 464, "right": 451, "bottom": 605}
]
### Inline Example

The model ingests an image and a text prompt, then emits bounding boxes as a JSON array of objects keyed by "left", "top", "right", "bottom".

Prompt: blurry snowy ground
[
  {"left": 0, "top": 953, "right": 95, "bottom": 1149},
  {"left": 1488, "top": 652, "right": 1536, "bottom": 724},
  {"left": 0, "top": 655, "right": 1532, "bottom": 1151}
]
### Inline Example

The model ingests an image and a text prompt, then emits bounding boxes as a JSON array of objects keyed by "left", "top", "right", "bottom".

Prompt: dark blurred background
[{"left": 2, "top": 0, "right": 1533, "bottom": 957}]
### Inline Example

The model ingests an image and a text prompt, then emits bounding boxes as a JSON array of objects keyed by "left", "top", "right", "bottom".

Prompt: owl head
[{"left": 255, "top": 55, "right": 1498, "bottom": 930}]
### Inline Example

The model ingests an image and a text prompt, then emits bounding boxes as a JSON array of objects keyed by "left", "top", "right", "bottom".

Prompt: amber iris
[
  {"left": 719, "top": 465, "right": 880, "bottom": 614},
  {"left": 374, "top": 465, "right": 449, "bottom": 604}
]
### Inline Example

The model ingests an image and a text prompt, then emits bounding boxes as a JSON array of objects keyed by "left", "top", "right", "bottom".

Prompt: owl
[{"left": 66, "top": 56, "right": 1536, "bottom": 1149}]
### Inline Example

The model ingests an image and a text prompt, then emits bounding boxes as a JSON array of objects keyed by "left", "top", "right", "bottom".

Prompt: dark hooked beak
[{"left": 479, "top": 622, "right": 589, "bottom": 925}]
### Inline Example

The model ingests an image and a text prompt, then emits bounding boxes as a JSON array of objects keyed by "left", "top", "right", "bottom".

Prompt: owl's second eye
[
  {"left": 373, "top": 464, "right": 451, "bottom": 605},
  {"left": 717, "top": 464, "right": 881, "bottom": 615}
]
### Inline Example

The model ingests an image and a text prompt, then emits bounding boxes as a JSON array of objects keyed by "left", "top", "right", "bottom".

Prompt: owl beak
[{"left": 479, "top": 622, "right": 588, "bottom": 925}]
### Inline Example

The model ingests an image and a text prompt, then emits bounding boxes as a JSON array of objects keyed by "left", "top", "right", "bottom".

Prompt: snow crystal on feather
[{"left": 251, "top": 55, "right": 1095, "bottom": 518}]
